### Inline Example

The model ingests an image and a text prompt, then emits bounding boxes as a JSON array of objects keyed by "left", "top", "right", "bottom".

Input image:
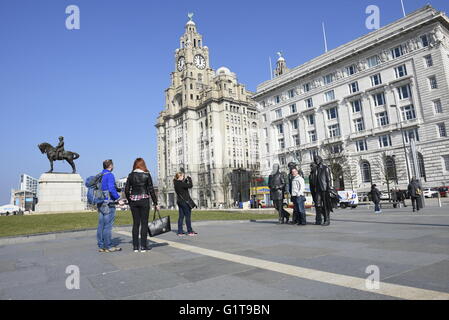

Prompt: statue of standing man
[
  {"left": 269, "top": 164, "right": 290, "bottom": 224},
  {"left": 309, "top": 155, "right": 333, "bottom": 226}
]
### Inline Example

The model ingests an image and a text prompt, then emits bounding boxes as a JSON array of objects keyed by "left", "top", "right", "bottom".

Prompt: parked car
[
  {"left": 437, "top": 187, "right": 449, "bottom": 198},
  {"left": 423, "top": 188, "right": 439, "bottom": 198},
  {"left": 379, "top": 192, "right": 390, "bottom": 201}
]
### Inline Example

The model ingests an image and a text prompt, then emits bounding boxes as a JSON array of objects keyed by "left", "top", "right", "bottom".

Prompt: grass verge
[{"left": 0, "top": 210, "right": 278, "bottom": 238}]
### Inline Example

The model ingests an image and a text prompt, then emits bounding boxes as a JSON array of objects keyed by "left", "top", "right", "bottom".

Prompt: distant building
[
  {"left": 19, "top": 174, "right": 38, "bottom": 194},
  {"left": 10, "top": 190, "right": 37, "bottom": 212}
]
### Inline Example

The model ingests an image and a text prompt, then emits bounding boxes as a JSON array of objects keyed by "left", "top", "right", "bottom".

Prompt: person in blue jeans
[
  {"left": 290, "top": 168, "right": 307, "bottom": 225},
  {"left": 174, "top": 172, "right": 198, "bottom": 237},
  {"left": 97, "top": 159, "right": 123, "bottom": 253}
]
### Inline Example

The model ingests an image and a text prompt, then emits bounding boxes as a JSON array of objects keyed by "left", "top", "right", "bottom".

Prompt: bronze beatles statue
[
  {"left": 309, "top": 155, "right": 333, "bottom": 226},
  {"left": 38, "top": 136, "right": 80, "bottom": 174}
]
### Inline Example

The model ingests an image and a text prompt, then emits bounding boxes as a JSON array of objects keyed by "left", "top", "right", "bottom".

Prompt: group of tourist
[{"left": 96, "top": 158, "right": 196, "bottom": 254}]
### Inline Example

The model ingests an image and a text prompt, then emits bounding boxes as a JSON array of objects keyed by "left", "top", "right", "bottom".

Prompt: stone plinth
[{"left": 36, "top": 173, "right": 86, "bottom": 213}]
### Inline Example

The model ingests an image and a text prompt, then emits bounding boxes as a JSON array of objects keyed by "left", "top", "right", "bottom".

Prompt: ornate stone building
[
  {"left": 156, "top": 15, "right": 259, "bottom": 208},
  {"left": 254, "top": 5, "right": 449, "bottom": 192}
]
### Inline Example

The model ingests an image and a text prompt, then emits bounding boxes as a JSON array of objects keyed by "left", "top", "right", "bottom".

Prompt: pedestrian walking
[
  {"left": 408, "top": 177, "right": 423, "bottom": 213},
  {"left": 97, "top": 159, "right": 122, "bottom": 253},
  {"left": 369, "top": 184, "right": 382, "bottom": 214},
  {"left": 174, "top": 172, "right": 198, "bottom": 237},
  {"left": 125, "top": 158, "right": 159, "bottom": 253},
  {"left": 290, "top": 168, "right": 307, "bottom": 226}
]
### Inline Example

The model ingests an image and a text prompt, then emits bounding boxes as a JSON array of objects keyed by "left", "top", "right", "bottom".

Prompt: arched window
[
  {"left": 418, "top": 153, "right": 427, "bottom": 181},
  {"left": 361, "top": 161, "right": 372, "bottom": 183},
  {"left": 386, "top": 156, "right": 397, "bottom": 182}
]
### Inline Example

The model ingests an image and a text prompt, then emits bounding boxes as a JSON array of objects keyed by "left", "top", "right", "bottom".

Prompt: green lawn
[{"left": 0, "top": 210, "right": 278, "bottom": 238}]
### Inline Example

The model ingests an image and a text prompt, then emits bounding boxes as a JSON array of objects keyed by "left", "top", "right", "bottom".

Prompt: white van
[
  {"left": 337, "top": 191, "right": 359, "bottom": 209},
  {"left": 0, "top": 205, "right": 22, "bottom": 216}
]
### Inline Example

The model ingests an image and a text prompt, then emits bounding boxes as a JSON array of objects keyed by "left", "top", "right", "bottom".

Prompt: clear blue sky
[{"left": 0, "top": 0, "right": 448, "bottom": 204}]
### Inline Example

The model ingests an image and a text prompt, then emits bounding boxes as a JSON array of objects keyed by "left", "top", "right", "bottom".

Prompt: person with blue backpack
[{"left": 96, "top": 159, "right": 122, "bottom": 253}]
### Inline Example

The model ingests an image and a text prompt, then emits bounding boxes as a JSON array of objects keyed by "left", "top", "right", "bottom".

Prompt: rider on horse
[{"left": 55, "top": 136, "right": 65, "bottom": 160}]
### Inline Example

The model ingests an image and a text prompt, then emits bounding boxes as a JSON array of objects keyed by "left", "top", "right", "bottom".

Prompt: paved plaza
[{"left": 1, "top": 204, "right": 449, "bottom": 300}]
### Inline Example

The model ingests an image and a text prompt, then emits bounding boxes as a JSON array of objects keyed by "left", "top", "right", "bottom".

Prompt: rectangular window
[
  {"left": 277, "top": 124, "right": 284, "bottom": 134},
  {"left": 378, "top": 135, "right": 392, "bottom": 148},
  {"left": 401, "top": 104, "right": 416, "bottom": 121},
  {"left": 373, "top": 92, "right": 386, "bottom": 106},
  {"left": 395, "top": 65, "right": 408, "bottom": 78},
  {"left": 278, "top": 138, "right": 285, "bottom": 149},
  {"left": 305, "top": 98, "right": 313, "bottom": 108},
  {"left": 434, "top": 99, "right": 443, "bottom": 114},
  {"left": 327, "top": 107, "right": 338, "bottom": 120},
  {"left": 351, "top": 100, "right": 362, "bottom": 113},
  {"left": 310, "top": 149, "right": 318, "bottom": 160},
  {"left": 275, "top": 109, "right": 283, "bottom": 119},
  {"left": 443, "top": 155, "right": 449, "bottom": 171},
  {"left": 264, "top": 128, "right": 268, "bottom": 137},
  {"left": 371, "top": 73, "right": 382, "bottom": 86},
  {"left": 398, "top": 84, "right": 411, "bottom": 100},
  {"left": 346, "top": 65, "right": 357, "bottom": 75},
  {"left": 263, "top": 114, "right": 267, "bottom": 122},
  {"left": 323, "top": 74, "right": 334, "bottom": 85},
  {"left": 376, "top": 112, "right": 389, "bottom": 127},
  {"left": 303, "top": 83, "right": 311, "bottom": 92},
  {"left": 308, "top": 130, "right": 317, "bottom": 142},
  {"left": 291, "top": 119, "right": 299, "bottom": 130},
  {"left": 328, "top": 124, "right": 341, "bottom": 138},
  {"left": 356, "top": 139, "right": 368, "bottom": 152},
  {"left": 279, "top": 156, "right": 286, "bottom": 166},
  {"left": 438, "top": 123, "right": 447, "bottom": 137},
  {"left": 404, "top": 128, "right": 420, "bottom": 143},
  {"left": 424, "top": 54, "right": 433, "bottom": 67},
  {"left": 293, "top": 134, "right": 300, "bottom": 146},
  {"left": 367, "top": 55, "right": 379, "bottom": 68},
  {"left": 391, "top": 46, "right": 404, "bottom": 59},
  {"left": 290, "top": 104, "right": 297, "bottom": 114},
  {"left": 354, "top": 118, "right": 365, "bottom": 132},
  {"left": 307, "top": 114, "right": 315, "bottom": 125},
  {"left": 325, "top": 90, "right": 335, "bottom": 102},
  {"left": 429, "top": 76, "right": 438, "bottom": 89},
  {"left": 275, "top": 95, "right": 281, "bottom": 104},
  {"left": 288, "top": 89, "right": 295, "bottom": 99},
  {"left": 349, "top": 81, "right": 359, "bottom": 94},
  {"left": 266, "top": 143, "right": 269, "bottom": 153},
  {"left": 421, "top": 34, "right": 429, "bottom": 47}
]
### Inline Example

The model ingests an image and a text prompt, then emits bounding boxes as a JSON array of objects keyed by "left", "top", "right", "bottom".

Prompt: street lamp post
[{"left": 391, "top": 104, "right": 411, "bottom": 182}]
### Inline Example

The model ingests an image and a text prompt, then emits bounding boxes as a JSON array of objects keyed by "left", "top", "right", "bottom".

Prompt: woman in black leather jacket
[{"left": 125, "top": 158, "right": 159, "bottom": 252}]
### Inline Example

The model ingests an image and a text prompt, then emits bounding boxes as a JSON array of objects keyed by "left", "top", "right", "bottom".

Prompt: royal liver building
[
  {"left": 254, "top": 5, "right": 449, "bottom": 193},
  {"left": 156, "top": 15, "right": 259, "bottom": 209}
]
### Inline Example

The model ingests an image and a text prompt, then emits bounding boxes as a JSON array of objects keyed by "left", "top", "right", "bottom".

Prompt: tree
[
  {"left": 343, "top": 157, "right": 359, "bottom": 190},
  {"left": 373, "top": 152, "right": 404, "bottom": 201},
  {"left": 322, "top": 143, "right": 349, "bottom": 190},
  {"left": 219, "top": 167, "right": 232, "bottom": 208}
]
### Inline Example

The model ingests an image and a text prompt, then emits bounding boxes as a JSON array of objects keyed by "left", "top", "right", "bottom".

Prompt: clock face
[
  {"left": 194, "top": 54, "right": 206, "bottom": 70},
  {"left": 177, "top": 56, "right": 185, "bottom": 72}
]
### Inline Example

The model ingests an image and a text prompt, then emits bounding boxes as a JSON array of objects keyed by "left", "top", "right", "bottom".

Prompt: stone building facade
[
  {"left": 156, "top": 16, "right": 259, "bottom": 208},
  {"left": 254, "top": 5, "right": 449, "bottom": 192}
]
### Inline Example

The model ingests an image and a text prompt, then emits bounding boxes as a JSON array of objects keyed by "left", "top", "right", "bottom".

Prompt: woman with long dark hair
[{"left": 125, "top": 158, "right": 159, "bottom": 252}]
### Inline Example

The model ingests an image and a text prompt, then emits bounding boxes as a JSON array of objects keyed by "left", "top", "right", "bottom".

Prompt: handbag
[
  {"left": 176, "top": 191, "right": 197, "bottom": 210},
  {"left": 148, "top": 209, "right": 171, "bottom": 237}
]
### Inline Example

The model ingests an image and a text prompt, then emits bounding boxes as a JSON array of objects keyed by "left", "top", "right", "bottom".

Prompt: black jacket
[
  {"left": 174, "top": 177, "right": 196, "bottom": 208},
  {"left": 370, "top": 187, "right": 381, "bottom": 203},
  {"left": 125, "top": 171, "right": 158, "bottom": 205}
]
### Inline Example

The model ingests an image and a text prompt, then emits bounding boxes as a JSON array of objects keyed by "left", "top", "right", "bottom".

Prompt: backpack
[{"left": 85, "top": 173, "right": 107, "bottom": 205}]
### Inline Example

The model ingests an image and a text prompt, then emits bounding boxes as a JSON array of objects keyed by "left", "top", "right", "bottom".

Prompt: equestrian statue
[{"left": 38, "top": 136, "right": 80, "bottom": 174}]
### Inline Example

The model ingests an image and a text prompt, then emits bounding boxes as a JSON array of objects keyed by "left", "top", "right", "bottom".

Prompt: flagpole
[
  {"left": 269, "top": 56, "right": 273, "bottom": 80},
  {"left": 322, "top": 22, "right": 328, "bottom": 53},
  {"left": 401, "top": 0, "right": 406, "bottom": 17}
]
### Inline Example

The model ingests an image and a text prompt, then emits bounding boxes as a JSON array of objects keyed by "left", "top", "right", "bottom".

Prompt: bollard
[{"left": 438, "top": 192, "right": 442, "bottom": 208}]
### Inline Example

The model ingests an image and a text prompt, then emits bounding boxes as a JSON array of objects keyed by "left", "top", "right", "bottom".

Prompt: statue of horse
[{"left": 38, "top": 143, "right": 80, "bottom": 174}]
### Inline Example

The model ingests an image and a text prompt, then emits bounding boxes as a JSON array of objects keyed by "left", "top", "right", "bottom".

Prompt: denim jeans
[
  {"left": 292, "top": 196, "right": 306, "bottom": 224},
  {"left": 97, "top": 204, "right": 116, "bottom": 249},
  {"left": 178, "top": 201, "right": 193, "bottom": 234},
  {"left": 374, "top": 201, "right": 381, "bottom": 213}
]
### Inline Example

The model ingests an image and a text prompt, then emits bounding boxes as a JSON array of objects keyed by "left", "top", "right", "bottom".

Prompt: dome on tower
[{"left": 216, "top": 67, "right": 231, "bottom": 75}]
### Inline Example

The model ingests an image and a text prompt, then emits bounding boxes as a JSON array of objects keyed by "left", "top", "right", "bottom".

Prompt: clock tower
[{"left": 156, "top": 14, "right": 260, "bottom": 209}]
